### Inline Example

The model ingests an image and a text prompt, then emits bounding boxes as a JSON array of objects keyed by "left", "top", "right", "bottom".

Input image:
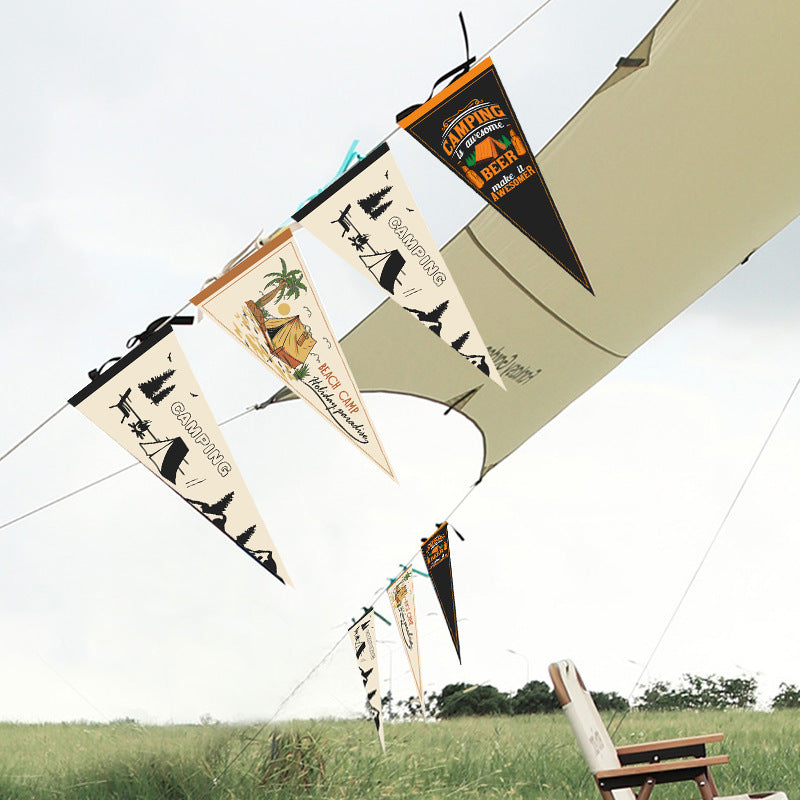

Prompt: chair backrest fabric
[{"left": 550, "top": 659, "right": 636, "bottom": 800}]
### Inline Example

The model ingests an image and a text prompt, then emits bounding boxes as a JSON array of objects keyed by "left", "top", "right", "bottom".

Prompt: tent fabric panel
[
  {"left": 338, "top": 232, "right": 622, "bottom": 476},
  {"left": 468, "top": 0, "right": 800, "bottom": 355}
]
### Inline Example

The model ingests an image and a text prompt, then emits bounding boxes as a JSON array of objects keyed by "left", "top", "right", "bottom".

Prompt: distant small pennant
[
  {"left": 387, "top": 566, "right": 425, "bottom": 717},
  {"left": 293, "top": 142, "right": 505, "bottom": 388},
  {"left": 398, "top": 57, "right": 593, "bottom": 293},
  {"left": 348, "top": 609, "right": 386, "bottom": 752},
  {"left": 421, "top": 523, "right": 460, "bottom": 662},
  {"left": 69, "top": 325, "right": 291, "bottom": 586},
  {"left": 191, "top": 228, "right": 394, "bottom": 479}
]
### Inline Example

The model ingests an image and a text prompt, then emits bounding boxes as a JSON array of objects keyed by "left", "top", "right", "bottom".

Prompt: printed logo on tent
[
  {"left": 191, "top": 229, "right": 394, "bottom": 479},
  {"left": 421, "top": 523, "right": 460, "bottom": 662},
  {"left": 348, "top": 610, "right": 385, "bottom": 752},
  {"left": 293, "top": 143, "right": 505, "bottom": 388},
  {"left": 398, "top": 58, "right": 593, "bottom": 293},
  {"left": 69, "top": 326, "right": 291, "bottom": 586}
]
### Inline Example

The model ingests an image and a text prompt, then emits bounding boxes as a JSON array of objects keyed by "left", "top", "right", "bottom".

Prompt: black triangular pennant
[
  {"left": 421, "top": 522, "right": 460, "bottom": 662},
  {"left": 398, "top": 57, "right": 592, "bottom": 294}
]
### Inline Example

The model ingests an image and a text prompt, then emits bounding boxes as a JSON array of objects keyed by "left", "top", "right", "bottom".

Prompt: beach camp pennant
[
  {"left": 398, "top": 57, "right": 593, "bottom": 293},
  {"left": 191, "top": 229, "right": 394, "bottom": 479},
  {"left": 68, "top": 325, "right": 291, "bottom": 586},
  {"left": 293, "top": 143, "right": 505, "bottom": 388},
  {"left": 421, "top": 523, "right": 460, "bottom": 663},
  {"left": 348, "top": 610, "right": 386, "bottom": 752},
  {"left": 387, "top": 566, "right": 425, "bottom": 717}
]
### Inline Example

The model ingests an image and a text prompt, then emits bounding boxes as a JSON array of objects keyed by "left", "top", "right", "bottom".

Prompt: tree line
[{"left": 380, "top": 674, "right": 800, "bottom": 720}]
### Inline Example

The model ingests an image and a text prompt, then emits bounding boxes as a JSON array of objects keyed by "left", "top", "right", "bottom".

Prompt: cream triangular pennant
[
  {"left": 293, "top": 143, "right": 505, "bottom": 389},
  {"left": 388, "top": 566, "right": 425, "bottom": 718},
  {"left": 191, "top": 229, "right": 394, "bottom": 479},
  {"left": 348, "top": 610, "right": 385, "bottom": 752},
  {"left": 68, "top": 325, "right": 291, "bottom": 586}
]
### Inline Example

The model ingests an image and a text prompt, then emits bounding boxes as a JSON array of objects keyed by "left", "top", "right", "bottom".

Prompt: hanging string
[
  {"left": 200, "top": 479, "right": 481, "bottom": 796},
  {"left": 0, "top": 0, "right": 557, "bottom": 473},
  {"left": 0, "top": 301, "right": 197, "bottom": 471},
  {"left": 378, "top": 0, "right": 553, "bottom": 145},
  {"left": 608, "top": 376, "right": 800, "bottom": 738},
  {"left": 0, "top": 403, "right": 69, "bottom": 465},
  {"left": 394, "top": 11, "right": 475, "bottom": 123},
  {"left": 0, "top": 406, "right": 259, "bottom": 534}
]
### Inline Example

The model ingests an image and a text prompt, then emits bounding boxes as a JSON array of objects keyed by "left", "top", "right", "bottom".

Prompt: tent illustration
[
  {"left": 245, "top": 301, "right": 316, "bottom": 369},
  {"left": 472, "top": 136, "right": 506, "bottom": 162}
]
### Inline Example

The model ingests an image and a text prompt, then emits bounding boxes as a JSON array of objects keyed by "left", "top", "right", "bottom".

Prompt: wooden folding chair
[{"left": 549, "top": 659, "right": 787, "bottom": 800}]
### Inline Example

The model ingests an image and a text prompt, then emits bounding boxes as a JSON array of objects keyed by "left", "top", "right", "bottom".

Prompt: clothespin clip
[
  {"left": 292, "top": 139, "right": 364, "bottom": 216},
  {"left": 398, "top": 562, "right": 429, "bottom": 579}
]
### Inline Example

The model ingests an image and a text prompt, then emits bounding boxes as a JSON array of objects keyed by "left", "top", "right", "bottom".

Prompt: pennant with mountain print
[
  {"left": 69, "top": 325, "right": 291, "bottom": 586},
  {"left": 293, "top": 143, "right": 504, "bottom": 388},
  {"left": 348, "top": 609, "right": 385, "bottom": 753},
  {"left": 191, "top": 228, "right": 394, "bottom": 479}
]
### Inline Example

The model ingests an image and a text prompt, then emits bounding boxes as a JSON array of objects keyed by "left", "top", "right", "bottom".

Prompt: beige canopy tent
[{"left": 274, "top": 0, "right": 800, "bottom": 479}]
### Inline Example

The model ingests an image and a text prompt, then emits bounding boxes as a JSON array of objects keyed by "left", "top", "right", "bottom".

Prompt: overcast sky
[{"left": 1, "top": 0, "right": 798, "bottom": 727}]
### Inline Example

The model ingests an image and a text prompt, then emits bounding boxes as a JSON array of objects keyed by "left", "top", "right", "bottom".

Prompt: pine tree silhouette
[
  {"left": 206, "top": 491, "right": 234, "bottom": 516},
  {"left": 151, "top": 384, "right": 175, "bottom": 405},
  {"left": 451, "top": 331, "right": 470, "bottom": 352},
  {"left": 358, "top": 186, "right": 393, "bottom": 219},
  {"left": 236, "top": 525, "right": 256, "bottom": 547},
  {"left": 428, "top": 301, "right": 449, "bottom": 321},
  {"left": 139, "top": 370, "right": 175, "bottom": 404}
]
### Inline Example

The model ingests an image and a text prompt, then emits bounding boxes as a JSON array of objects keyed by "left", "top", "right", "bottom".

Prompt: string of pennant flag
[
  {"left": 3, "top": 5, "right": 583, "bottom": 753},
  {"left": 67, "top": 50, "right": 589, "bottom": 592}
]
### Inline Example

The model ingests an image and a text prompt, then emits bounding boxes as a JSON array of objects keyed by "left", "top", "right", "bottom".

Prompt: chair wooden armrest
[
  {"left": 596, "top": 755, "right": 730, "bottom": 792},
  {"left": 616, "top": 733, "right": 724, "bottom": 764}
]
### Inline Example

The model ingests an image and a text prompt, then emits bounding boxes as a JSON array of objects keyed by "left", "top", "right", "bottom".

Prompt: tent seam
[{"left": 463, "top": 227, "right": 627, "bottom": 358}]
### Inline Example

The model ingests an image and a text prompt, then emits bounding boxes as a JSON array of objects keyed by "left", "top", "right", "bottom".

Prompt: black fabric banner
[
  {"left": 421, "top": 523, "right": 460, "bottom": 663},
  {"left": 398, "top": 57, "right": 592, "bottom": 294}
]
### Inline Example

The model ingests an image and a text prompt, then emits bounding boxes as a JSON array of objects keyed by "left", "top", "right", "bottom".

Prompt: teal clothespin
[
  {"left": 361, "top": 605, "right": 391, "bottom": 627},
  {"left": 397, "top": 562, "right": 429, "bottom": 579},
  {"left": 291, "top": 139, "right": 363, "bottom": 217}
]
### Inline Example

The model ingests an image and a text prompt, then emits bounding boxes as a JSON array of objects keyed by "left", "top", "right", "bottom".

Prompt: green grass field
[{"left": 0, "top": 711, "right": 796, "bottom": 799}]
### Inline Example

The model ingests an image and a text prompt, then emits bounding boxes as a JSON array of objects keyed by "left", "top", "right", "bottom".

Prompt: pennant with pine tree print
[
  {"left": 293, "top": 143, "right": 504, "bottom": 388},
  {"left": 69, "top": 325, "right": 291, "bottom": 585},
  {"left": 348, "top": 609, "right": 385, "bottom": 752}
]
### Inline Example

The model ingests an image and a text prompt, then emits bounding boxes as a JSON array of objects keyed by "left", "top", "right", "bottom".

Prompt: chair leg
[
  {"left": 694, "top": 771, "right": 716, "bottom": 800},
  {"left": 705, "top": 769, "right": 720, "bottom": 798},
  {"left": 638, "top": 777, "right": 656, "bottom": 800}
]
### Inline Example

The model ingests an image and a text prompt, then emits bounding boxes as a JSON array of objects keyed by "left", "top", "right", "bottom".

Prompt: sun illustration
[{"left": 277, "top": 302, "right": 291, "bottom": 316}]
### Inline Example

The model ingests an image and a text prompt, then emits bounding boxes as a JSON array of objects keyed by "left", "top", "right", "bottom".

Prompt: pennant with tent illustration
[
  {"left": 397, "top": 57, "right": 592, "bottom": 294},
  {"left": 421, "top": 523, "right": 460, "bottom": 663},
  {"left": 293, "top": 143, "right": 504, "bottom": 388},
  {"left": 68, "top": 325, "right": 291, "bottom": 586},
  {"left": 348, "top": 609, "right": 385, "bottom": 753},
  {"left": 387, "top": 566, "right": 425, "bottom": 717},
  {"left": 191, "top": 228, "right": 394, "bottom": 479}
]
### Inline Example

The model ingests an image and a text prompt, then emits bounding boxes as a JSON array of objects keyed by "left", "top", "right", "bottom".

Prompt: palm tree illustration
[{"left": 256, "top": 258, "right": 307, "bottom": 310}]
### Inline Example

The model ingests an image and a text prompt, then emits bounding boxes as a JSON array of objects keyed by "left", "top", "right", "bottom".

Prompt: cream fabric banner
[
  {"left": 293, "top": 143, "right": 504, "bottom": 389},
  {"left": 68, "top": 325, "right": 291, "bottom": 586},
  {"left": 349, "top": 610, "right": 385, "bottom": 753},
  {"left": 192, "top": 229, "right": 394, "bottom": 479},
  {"left": 388, "top": 566, "right": 425, "bottom": 717}
]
